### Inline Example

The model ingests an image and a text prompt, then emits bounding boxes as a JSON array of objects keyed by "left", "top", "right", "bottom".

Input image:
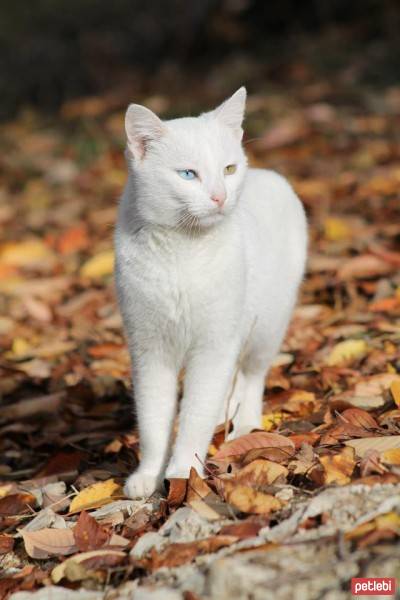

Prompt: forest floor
[{"left": 1, "top": 70, "right": 400, "bottom": 600}]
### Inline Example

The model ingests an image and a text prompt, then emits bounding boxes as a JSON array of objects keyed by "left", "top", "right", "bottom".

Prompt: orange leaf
[
  {"left": 224, "top": 483, "right": 282, "bottom": 515},
  {"left": 57, "top": 225, "right": 89, "bottom": 255},
  {"left": 166, "top": 478, "right": 187, "bottom": 509},
  {"left": 391, "top": 380, "right": 400, "bottom": 408},
  {"left": 320, "top": 447, "right": 356, "bottom": 485},
  {"left": 230, "top": 459, "right": 287, "bottom": 487},
  {"left": 0, "top": 493, "right": 36, "bottom": 516},
  {"left": 186, "top": 468, "right": 213, "bottom": 503}
]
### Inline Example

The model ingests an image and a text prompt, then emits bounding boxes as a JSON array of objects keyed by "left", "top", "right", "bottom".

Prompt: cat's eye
[
  {"left": 224, "top": 164, "right": 237, "bottom": 176},
  {"left": 177, "top": 169, "right": 197, "bottom": 180}
]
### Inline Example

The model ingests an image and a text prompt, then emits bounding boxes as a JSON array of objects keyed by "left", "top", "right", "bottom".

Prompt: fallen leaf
[
  {"left": 381, "top": 448, "right": 400, "bottom": 465},
  {"left": 327, "top": 339, "right": 369, "bottom": 366},
  {"left": 320, "top": 447, "right": 356, "bottom": 485},
  {"left": 230, "top": 459, "right": 288, "bottom": 487},
  {"left": 324, "top": 217, "right": 351, "bottom": 241},
  {"left": 145, "top": 536, "right": 237, "bottom": 570},
  {"left": 166, "top": 478, "right": 187, "bottom": 509},
  {"left": 0, "top": 239, "right": 54, "bottom": 267},
  {"left": 345, "top": 435, "right": 400, "bottom": 457},
  {"left": 69, "top": 479, "right": 122, "bottom": 513},
  {"left": 22, "top": 527, "right": 77, "bottom": 559},
  {"left": 224, "top": 483, "right": 282, "bottom": 514},
  {"left": 0, "top": 534, "right": 14, "bottom": 554},
  {"left": 215, "top": 431, "right": 294, "bottom": 459},
  {"left": 80, "top": 249, "right": 114, "bottom": 278},
  {"left": 391, "top": 380, "right": 400, "bottom": 408},
  {"left": 57, "top": 224, "right": 89, "bottom": 255},
  {"left": 340, "top": 408, "right": 378, "bottom": 429},
  {"left": 73, "top": 510, "right": 111, "bottom": 551},
  {"left": 337, "top": 254, "right": 393, "bottom": 280},
  {"left": 0, "top": 493, "right": 36, "bottom": 516},
  {"left": 52, "top": 549, "right": 126, "bottom": 583},
  {"left": 186, "top": 468, "right": 214, "bottom": 503}
]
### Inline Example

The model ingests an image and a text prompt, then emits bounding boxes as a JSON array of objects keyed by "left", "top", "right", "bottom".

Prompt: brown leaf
[
  {"left": 215, "top": 432, "right": 294, "bottom": 459},
  {"left": 0, "top": 493, "right": 36, "bottom": 516},
  {"left": 21, "top": 527, "right": 78, "bottom": 559},
  {"left": 345, "top": 435, "right": 400, "bottom": 457},
  {"left": 340, "top": 408, "right": 378, "bottom": 429},
  {"left": 186, "top": 468, "right": 214, "bottom": 503},
  {"left": 52, "top": 549, "right": 126, "bottom": 583},
  {"left": 166, "top": 478, "right": 188, "bottom": 509},
  {"left": 337, "top": 254, "right": 393, "bottom": 280},
  {"left": 230, "top": 459, "right": 288, "bottom": 487},
  {"left": 73, "top": 510, "right": 111, "bottom": 551},
  {"left": 220, "top": 520, "right": 265, "bottom": 539},
  {"left": 145, "top": 535, "right": 237, "bottom": 570},
  {"left": 0, "top": 534, "right": 14, "bottom": 554},
  {"left": 36, "top": 451, "right": 85, "bottom": 477},
  {"left": 242, "top": 446, "right": 295, "bottom": 465}
]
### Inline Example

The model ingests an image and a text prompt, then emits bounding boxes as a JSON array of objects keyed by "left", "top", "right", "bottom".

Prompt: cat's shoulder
[{"left": 245, "top": 168, "right": 294, "bottom": 194}]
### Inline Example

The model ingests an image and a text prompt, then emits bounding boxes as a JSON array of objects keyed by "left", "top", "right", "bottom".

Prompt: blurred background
[{"left": 1, "top": 0, "right": 400, "bottom": 483}]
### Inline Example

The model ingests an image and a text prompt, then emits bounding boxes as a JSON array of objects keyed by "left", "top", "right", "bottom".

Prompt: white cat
[{"left": 115, "top": 87, "right": 307, "bottom": 499}]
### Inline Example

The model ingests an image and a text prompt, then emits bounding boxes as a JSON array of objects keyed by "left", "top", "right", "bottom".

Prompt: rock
[
  {"left": 130, "top": 531, "right": 165, "bottom": 559},
  {"left": 10, "top": 587, "right": 103, "bottom": 600},
  {"left": 159, "top": 507, "right": 220, "bottom": 543}
]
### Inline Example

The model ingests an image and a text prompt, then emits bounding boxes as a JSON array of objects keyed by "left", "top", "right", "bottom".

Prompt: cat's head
[{"left": 124, "top": 88, "right": 248, "bottom": 230}]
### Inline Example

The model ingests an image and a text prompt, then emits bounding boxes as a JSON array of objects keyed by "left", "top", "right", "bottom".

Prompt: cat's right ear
[{"left": 125, "top": 104, "right": 165, "bottom": 160}]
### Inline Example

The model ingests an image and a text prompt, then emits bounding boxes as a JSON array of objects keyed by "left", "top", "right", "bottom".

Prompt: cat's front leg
[
  {"left": 124, "top": 354, "right": 177, "bottom": 499},
  {"left": 165, "top": 346, "right": 238, "bottom": 479}
]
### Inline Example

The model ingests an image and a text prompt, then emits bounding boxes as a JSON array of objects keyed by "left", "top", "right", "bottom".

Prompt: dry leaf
[
  {"left": 80, "top": 250, "right": 114, "bottom": 278},
  {"left": 166, "top": 478, "right": 187, "bottom": 508},
  {"left": 327, "top": 339, "right": 369, "bottom": 366},
  {"left": 73, "top": 511, "right": 111, "bottom": 551},
  {"left": 0, "top": 493, "right": 36, "bottom": 516},
  {"left": 52, "top": 549, "right": 126, "bottom": 583},
  {"left": 381, "top": 448, "right": 400, "bottom": 465},
  {"left": 22, "top": 528, "right": 77, "bottom": 559},
  {"left": 320, "top": 446, "right": 356, "bottom": 485},
  {"left": 145, "top": 535, "right": 237, "bottom": 570},
  {"left": 345, "top": 435, "right": 400, "bottom": 457},
  {"left": 215, "top": 432, "right": 294, "bottom": 459},
  {"left": 0, "top": 534, "right": 14, "bottom": 554},
  {"left": 224, "top": 483, "right": 282, "bottom": 514},
  {"left": 391, "top": 380, "right": 400, "bottom": 408},
  {"left": 231, "top": 459, "right": 288, "bottom": 487},
  {"left": 69, "top": 479, "right": 122, "bottom": 513},
  {"left": 340, "top": 408, "right": 378, "bottom": 429},
  {"left": 186, "top": 468, "right": 214, "bottom": 503}
]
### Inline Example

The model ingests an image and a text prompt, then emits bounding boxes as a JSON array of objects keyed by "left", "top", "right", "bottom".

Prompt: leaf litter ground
[{"left": 0, "top": 77, "right": 400, "bottom": 599}]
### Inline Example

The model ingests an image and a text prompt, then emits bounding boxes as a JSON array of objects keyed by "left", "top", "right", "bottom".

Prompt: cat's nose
[{"left": 211, "top": 193, "right": 226, "bottom": 208}]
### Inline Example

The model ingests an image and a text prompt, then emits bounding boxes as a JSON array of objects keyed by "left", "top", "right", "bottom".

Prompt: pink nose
[{"left": 211, "top": 194, "right": 226, "bottom": 208}]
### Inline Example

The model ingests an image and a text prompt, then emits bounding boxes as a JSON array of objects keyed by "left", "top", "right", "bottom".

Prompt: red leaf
[{"left": 73, "top": 510, "right": 111, "bottom": 551}]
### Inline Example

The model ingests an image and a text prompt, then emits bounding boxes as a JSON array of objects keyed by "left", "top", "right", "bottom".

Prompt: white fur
[{"left": 114, "top": 88, "right": 307, "bottom": 499}]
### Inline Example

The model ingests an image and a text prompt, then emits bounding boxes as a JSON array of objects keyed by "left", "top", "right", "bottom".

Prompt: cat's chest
[{"left": 130, "top": 227, "right": 243, "bottom": 318}]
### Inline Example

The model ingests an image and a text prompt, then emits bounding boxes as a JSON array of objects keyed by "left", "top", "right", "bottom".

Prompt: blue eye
[{"left": 177, "top": 169, "right": 197, "bottom": 180}]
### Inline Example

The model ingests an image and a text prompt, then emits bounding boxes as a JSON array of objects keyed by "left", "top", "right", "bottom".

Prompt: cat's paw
[{"left": 124, "top": 472, "right": 161, "bottom": 499}]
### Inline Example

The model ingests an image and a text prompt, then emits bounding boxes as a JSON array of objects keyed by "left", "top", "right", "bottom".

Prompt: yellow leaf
[
  {"left": 324, "top": 217, "right": 351, "bottom": 241},
  {"left": 10, "top": 337, "right": 31, "bottom": 358},
  {"left": 327, "top": 339, "right": 369, "bottom": 366},
  {"left": 224, "top": 483, "right": 282, "bottom": 514},
  {"left": 390, "top": 380, "right": 400, "bottom": 408},
  {"left": 262, "top": 412, "right": 283, "bottom": 431},
  {"left": 320, "top": 446, "right": 355, "bottom": 485},
  {"left": 0, "top": 239, "right": 52, "bottom": 267},
  {"left": 381, "top": 448, "right": 400, "bottom": 465},
  {"left": 80, "top": 250, "right": 114, "bottom": 279},
  {"left": 208, "top": 444, "right": 218, "bottom": 456},
  {"left": 69, "top": 479, "right": 122, "bottom": 513}
]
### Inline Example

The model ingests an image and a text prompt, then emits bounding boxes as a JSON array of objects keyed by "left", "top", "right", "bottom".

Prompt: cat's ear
[
  {"left": 125, "top": 104, "right": 165, "bottom": 160},
  {"left": 213, "top": 87, "right": 246, "bottom": 139}
]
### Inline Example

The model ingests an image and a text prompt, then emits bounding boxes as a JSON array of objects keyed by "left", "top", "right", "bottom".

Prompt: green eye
[{"left": 224, "top": 164, "right": 237, "bottom": 176}]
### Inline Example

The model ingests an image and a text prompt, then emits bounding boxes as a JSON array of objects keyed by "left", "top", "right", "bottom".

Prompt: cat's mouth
[{"left": 176, "top": 209, "right": 224, "bottom": 232}]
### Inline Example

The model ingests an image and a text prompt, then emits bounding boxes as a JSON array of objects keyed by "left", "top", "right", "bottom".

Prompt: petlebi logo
[{"left": 351, "top": 578, "right": 396, "bottom": 596}]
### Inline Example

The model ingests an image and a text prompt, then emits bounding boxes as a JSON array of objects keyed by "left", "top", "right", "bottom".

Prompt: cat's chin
[{"left": 195, "top": 212, "right": 225, "bottom": 228}]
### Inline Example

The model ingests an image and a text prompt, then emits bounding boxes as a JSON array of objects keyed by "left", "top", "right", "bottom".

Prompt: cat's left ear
[
  {"left": 125, "top": 104, "right": 166, "bottom": 160},
  {"left": 213, "top": 87, "right": 246, "bottom": 139}
]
